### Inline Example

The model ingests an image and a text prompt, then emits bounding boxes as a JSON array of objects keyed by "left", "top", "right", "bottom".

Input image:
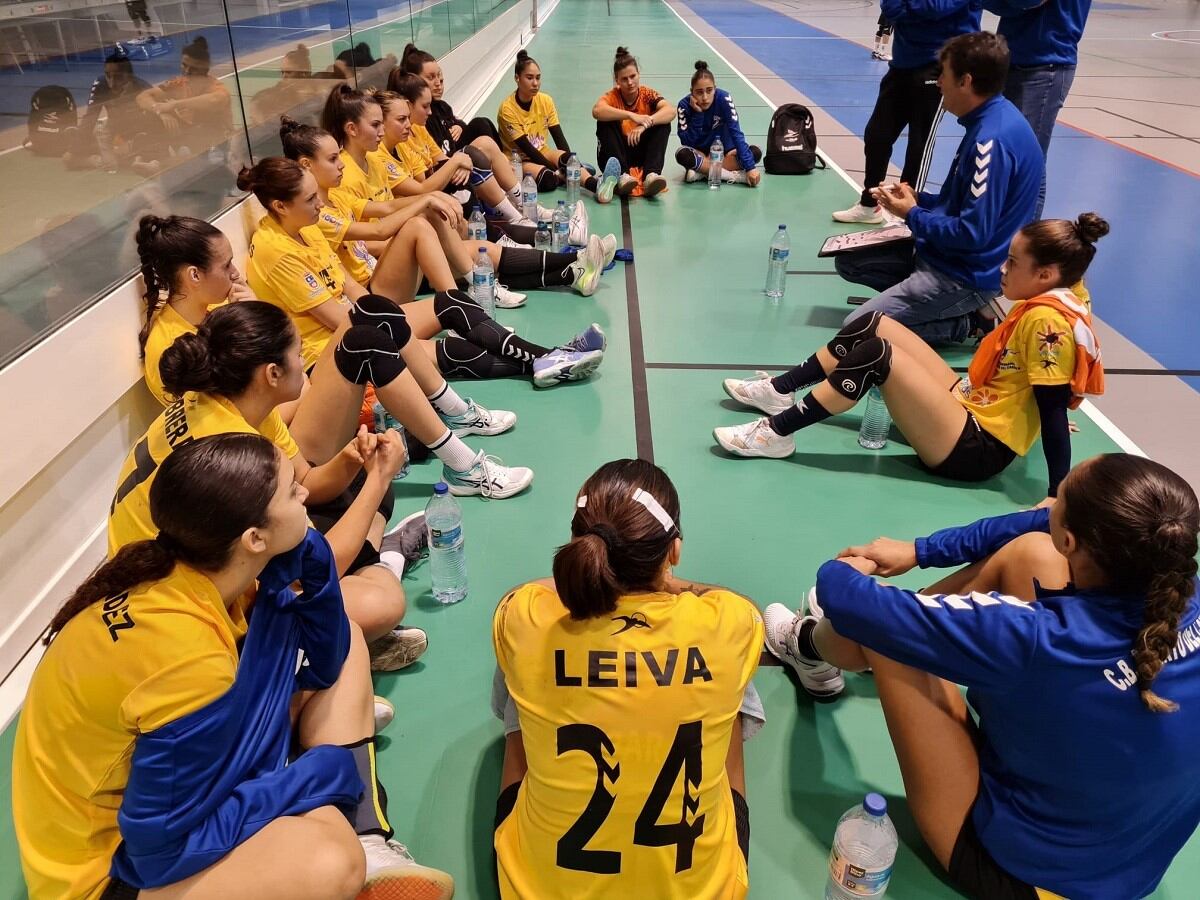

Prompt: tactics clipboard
[{"left": 818, "top": 224, "right": 914, "bottom": 258}]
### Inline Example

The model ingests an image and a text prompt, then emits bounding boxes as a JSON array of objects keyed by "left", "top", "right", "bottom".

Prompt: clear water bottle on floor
[
  {"left": 825, "top": 793, "right": 898, "bottom": 900},
  {"left": 521, "top": 174, "right": 538, "bottom": 221},
  {"left": 371, "top": 402, "right": 411, "bottom": 481},
  {"left": 709, "top": 137, "right": 724, "bottom": 190},
  {"left": 470, "top": 248, "right": 496, "bottom": 316},
  {"left": 534, "top": 221, "right": 551, "bottom": 252},
  {"left": 858, "top": 386, "right": 892, "bottom": 450},
  {"left": 426, "top": 482, "right": 467, "bottom": 605},
  {"left": 552, "top": 200, "right": 569, "bottom": 252},
  {"left": 510, "top": 150, "right": 523, "bottom": 190},
  {"left": 764, "top": 224, "right": 789, "bottom": 299},
  {"left": 467, "top": 206, "right": 488, "bottom": 241},
  {"left": 565, "top": 153, "right": 582, "bottom": 210}
]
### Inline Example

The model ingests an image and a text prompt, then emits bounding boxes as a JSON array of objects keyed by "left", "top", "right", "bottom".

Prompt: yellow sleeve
[
  {"left": 142, "top": 326, "right": 172, "bottom": 406},
  {"left": 1021, "top": 310, "right": 1076, "bottom": 386},
  {"left": 259, "top": 410, "right": 300, "bottom": 459},
  {"left": 492, "top": 585, "right": 531, "bottom": 680},
  {"left": 262, "top": 251, "right": 339, "bottom": 314},
  {"left": 711, "top": 590, "right": 764, "bottom": 690},
  {"left": 498, "top": 97, "right": 526, "bottom": 142},
  {"left": 542, "top": 94, "right": 560, "bottom": 128},
  {"left": 329, "top": 185, "right": 369, "bottom": 220},
  {"left": 316, "top": 207, "right": 351, "bottom": 247}
]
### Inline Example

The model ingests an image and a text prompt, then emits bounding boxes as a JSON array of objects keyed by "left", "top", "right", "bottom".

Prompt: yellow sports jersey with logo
[
  {"left": 245, "top": 215, "right": 347, "bottom": 368},
  {"left": 107, "top": 392, "right": 299, "bottom": 555},
  {"left": 316, "top": 196, "right": 377, "bottom": 288},
  {"left": 497, "top": 91, "right": 560, "bottom": 157},
  {"left": 370, "top": 145, "right": 411, "bottom": 191},
  {"left": 329, "top": 149, "right": 392, "bottom": 218},
  {"left": 12, "top": 564, "right": 245, "bottom": 900},
  {"left": 958, "top": 303, "right": 1076, "bottom": 456},
  {"left": 393, "top": 125, "right": 441, "bottom": 177},
  {"left": 142, "top": 300, "right": 229, "bottom": 405},
  {"left": 493, "top": 583, "right": 763, "bottom": 900}
]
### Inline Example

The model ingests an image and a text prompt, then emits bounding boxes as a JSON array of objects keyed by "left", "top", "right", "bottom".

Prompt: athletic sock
[
  {"left": 343, "top": 738, "right": 393, "bottom": 839},
  {"left": 376, "top": 552, "right": 407, "bottom": 580},
  {"left": 432, "top": 290, "right": 549, "bottom": 366},
  {"left": 772, "top": 354, "right": 824, "bottom": 394},
  {"left": 429, "top": 429, "right": 478, "bottom": 472},
  {"left": 582, "top": 172, "right": 599, "bottom": 192},
  {"left": 796, "top": 618, "right": 823, "bottom": 662},
  {"left": 426, "top": 380, "right": 469, "bottom": 417},
  {"left": 498, "top": 247, "right": 577, "bottom": 289},
  {"left": 494, "top": 196, "right": 525, "bottom": 224},
  {"left": 487, "top": 219, "right": 536, "bottom": 245},
  {"left": 436, "top": 337, "right": 528, "bottom": 379},
  {"left": 768, "top": 392, "right": 831, "bottom": 437}
]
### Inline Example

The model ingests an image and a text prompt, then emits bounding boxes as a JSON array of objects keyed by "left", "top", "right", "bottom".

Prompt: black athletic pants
[
  {"left": 595, "top": 119, "right": 670, "bottom": 177},
  {"left": 860, "top": 63, "right": 942, "bottom": 207}
]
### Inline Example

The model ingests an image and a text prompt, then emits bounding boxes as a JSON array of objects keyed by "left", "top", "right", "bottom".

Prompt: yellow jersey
[
  {"left": 13, "top": 563, "right": 246, "bottom": 900},
  {"left": 245, "top": 214, "right": 347, "bottom": 369},
  {"left": 316, "top": 195, "right": 377, "bottom": 288},
  {"left": 142, "top": 300, "right": 229, "bottom": 406},
  {"left": 497, "top": 91, "right": 559, "bottom": 158},
  {"left": 958, "top": 303, "right": 1076, "bottom": 456},
  {"left": 107, "top": 392, "right": 299, "bottom": 556},
  {"left": 393, "top": 124, "right": 441, "bottom": 176},
  {"left": 493, "top": 583, "right": 763, "bottom": 900},
  {"left": 329, "top": 149, "right": 391, "bottom": 218},
  {"left": 370, "top": 145, "right": 411, "bottom": 192}
]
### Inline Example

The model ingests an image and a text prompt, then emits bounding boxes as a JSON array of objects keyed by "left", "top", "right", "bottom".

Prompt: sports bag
[{"left": 764, "top": 103, "right": 826, "bottom": 175}]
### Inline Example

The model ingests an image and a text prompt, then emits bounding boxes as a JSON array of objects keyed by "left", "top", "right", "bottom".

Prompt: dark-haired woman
[
  {"left": 716, "top": 215, "right": 1109, "bottom": 504},
  {"left": 498, "top": 50, "right": 601, "bottom": 196},
  {"left": 591, "top": 46, "right": 674, "bottom": 201},
  {"left": 675, "top": 61, "right": 761, "bottom": 188},
  {"left": 491, "top": 459, "right": 764, "bottom": 899},
  {"left": 400, "top": 42, "right": 500, "bottom": 154},
  {"left": 765, "top": 453, "right": 1200, "bottom": 899},
  {"left": 15, "top": 434, "right": 455, "bottom": 900}
]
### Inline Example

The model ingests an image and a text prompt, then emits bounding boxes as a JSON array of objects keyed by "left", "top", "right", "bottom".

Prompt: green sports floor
[{"left": 2, "top": 1, "right": 1198, "bottom": 896}]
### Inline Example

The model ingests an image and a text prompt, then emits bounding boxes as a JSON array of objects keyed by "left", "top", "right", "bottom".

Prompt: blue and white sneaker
[
  {"left": 532, "top": 346, "right": 604, "bottom": 388},
  {"left": 563, "top": 322, "right": 607, "bottom": 354},
  {"left": 596, "top": 157, "right": 621, "bottom": 204},
  {"left": 438, "top": 398, "right": 516, "bottom": 437},
  {"left": 442, "top": 451, "right": 533, "bottom": 499}
]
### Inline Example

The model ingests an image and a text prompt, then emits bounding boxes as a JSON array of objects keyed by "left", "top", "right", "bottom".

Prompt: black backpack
[
  {"left": 764, "top": 103, "right": 826, "bottom": 175},
  {"left": 27, "top": 85, "right": 78, "bottom": 156}
]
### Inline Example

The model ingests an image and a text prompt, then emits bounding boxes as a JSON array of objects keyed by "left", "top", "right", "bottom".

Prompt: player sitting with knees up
[
  {"left": 715, "top": 214, "right": 1108, "bottom": 505},
  {"left": 498, "top": 50, "right": 601, "bottom": 197},
  {"left": 763, "top": 453, "right": 1200, "bottom": 900},
  {"left": 591, "top": 46, "right": 674, "bottom": 201},
  {"left": 491, "top": 458, "right": 765, "bottom": 899},
  {"left": 675, "top": 61, "right": 761, "bottom": 188},
  {"left": 14, "top": 434, "right": 454, "bottom": 900}
]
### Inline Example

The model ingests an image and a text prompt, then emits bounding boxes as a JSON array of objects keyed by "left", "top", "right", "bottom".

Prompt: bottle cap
[
  {"left": 433, "top": 482, "right": 449, "bottom": 495},
  {"left": 863, "top": 793, "right": 887, "bottom": 817},
  {"left": 558, "top": 200, "right": 565, "bottom": 206},
  {"left": 478, "top": 247, "right": 488, "bottom": 255},
  {"left": 778, "top": 224, "right": 786, "bottom": 230}
]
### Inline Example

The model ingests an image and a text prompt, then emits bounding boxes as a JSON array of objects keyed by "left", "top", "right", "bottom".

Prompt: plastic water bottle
[
  {"left": 858, "top": 386, "right": 892, "bottom": 450},
  {"left": 565, "top": 153, "right": 582, "bottom": 209},
  {"left": 764, "top": 224, "right": 789, "bottom": 299},
  {"left": 426, "top": 482, "right": 467, "bottom": 605},
  {"left": 708, "top": 137, "right": 723, "bottom": 190},
  {"left": 470, "top": 248, "right": 496, "bottom": 316},
  {"left": 534, "top": 221, "right": 551, "bottom": 252},
  {"left": 521, "top": 174, "right": 538, "bottom": 222},
  {"left": 510, "top": 150, "right": 523, "bottom": 190},
  {"left": 552, "top": 200, "right": 570, "bottom": 252},
  {"left": 467, "top": 207, "right": 488, "bottom": 241},
  {"left": 370, "top": 402, "right": 411, "bottom": 481},
  {"left": 825, "top": 793, "right": 898, "bottom": 900}
]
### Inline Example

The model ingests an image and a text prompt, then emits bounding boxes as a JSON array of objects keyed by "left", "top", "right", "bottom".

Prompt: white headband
[{"left": 576, "top": 490, "right": 676, "bottom": 534}]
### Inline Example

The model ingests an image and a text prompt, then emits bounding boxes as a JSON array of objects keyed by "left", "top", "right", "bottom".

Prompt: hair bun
[
  {"left": 279, "top": 115, "right": 301, "bottom": 133},
  {"left": 193, "top": 36, "right": 208, "bottom": 49},
  {"left": 516, "top": 49, "right": 529, "bottom": 61},
  {"left": 615, "top": 46, "right": 629, "bottom": 57},
  {"left": 694, "top": 59, "right": 708, "bottom": 71},
  {"left": 235, "top": 166, "right": 256, "bottom": 192},
  {"left": 1075, "top": 212, "right": 1110, "bottom": 245}
]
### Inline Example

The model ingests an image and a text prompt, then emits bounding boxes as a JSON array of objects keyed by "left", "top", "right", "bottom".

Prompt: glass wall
[{"left": 0, "top": 0, "right": 517, "bottom": 368}]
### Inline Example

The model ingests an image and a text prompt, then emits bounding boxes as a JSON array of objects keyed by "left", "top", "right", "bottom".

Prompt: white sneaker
[
  {"left": 569, "top": 234, "right": 605, "bottom": 297},
  {"left": 438, "top": 398, "right": 516, "bottom": 436},
  {"left": 496, "top": 233, "right": 531, "bottom": 249},
  {"left": 832, "top": 204, "right": 884, "bottom": 225},
  {"left": 495, "top": 284, "right": 527, "bottom": 308},
  {"left": 763, "top": 603, "right": 845, "bottom": 699},
  {"left": 374, "top": 695, "right": 394, "bottom": 733},
  {"left": 599, "top": 233, "right": 617, "bottom": 267},
  {"left": 642, "top": 172, "right": 667, "bottom": 198},
  {"left": 368, "top": 626, "right": 428, "bottom": 672},
  {"left": 713, "top": 418, "right": 795, "bottom": 458},
  {"left": 568, "top": 200, "right": 589, "bottom": 246},
  {"left": 535, "top": 204, "right": 556, "bottom": 223},
  {"left": 359, "top": 835, "right": 455, "bottom": 900},
  {"left": 722, "top": 371, "right": 794, "bottom": 415},
  {"left": 684, "top": 168, "right": 704, "bottom": 183},
  {"left": 720, "top": 169, "right": 749, "bottom": 185},
  {"left": 442, "top": 451, "right": 533, "bottom": 499},
  {"left": 615, "top": 173, "right": 639, "bottom": 197}
]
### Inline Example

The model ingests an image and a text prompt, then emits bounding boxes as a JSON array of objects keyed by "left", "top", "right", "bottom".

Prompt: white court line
[{"left": 660, "top": 0, "right": 1148, "bottom": 458}]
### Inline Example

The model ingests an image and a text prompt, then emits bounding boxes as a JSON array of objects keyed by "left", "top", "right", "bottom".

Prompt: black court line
[
  {"left": 622, "top": 200, "right": 655, "bottom": 462},
  {"left": 645, "top": 362, "right": 1200, "bottom": 377}
]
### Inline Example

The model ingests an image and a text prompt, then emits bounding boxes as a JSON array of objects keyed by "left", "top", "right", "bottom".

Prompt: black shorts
[
  {"left": 306, "top": 468, "right": 395, "bottom": 572},
  {"left": 949, "top": 809, "right": 1039, "bottom": 900},
  {"left": 494, "top": 781, "right": 751, "bottom": 863},
  {"left": 927, "top": 413, "right": 1016, "bottom": 483},
  {"left": 100, "top": 877, "right": 139, "bottom": 900}
]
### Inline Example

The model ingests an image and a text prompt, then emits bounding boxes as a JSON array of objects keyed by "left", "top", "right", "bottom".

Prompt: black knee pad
[
  {"left": 334, "top": 325, "right": 408, "bottom": 387},
  {"left": 464, "top": 144, "right": 489, "bottom": 169},
  {"left": 749, "top": 144, "right": 763, "bottom": 164},
  {"left": 349, "top": 293, "right": 412, "bottom": 348},
  {"left": 432, "top": 288, "right": 489, "bottom": 334},
  {"left": 828, "top": 310, "right": 886, "bottom": 360},
  {"left": 829, "top": 336, "right": 893, "bottom": 402},
  {"left": 675, "top": 146, "right": 701, "bottom": 169},
  {"left": 535, "top": 167, "right": 558, "bottom": 193}
]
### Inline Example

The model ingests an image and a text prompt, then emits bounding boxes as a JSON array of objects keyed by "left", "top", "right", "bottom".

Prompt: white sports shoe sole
[{"left": 721, "top": 376, "right": 793, "bottom": 415}]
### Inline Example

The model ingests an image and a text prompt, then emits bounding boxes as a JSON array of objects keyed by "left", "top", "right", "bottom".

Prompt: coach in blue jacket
[
  {"left": 987, "top": 0, "right": 1092, "bottom": 218},
  {"left": 832, "top": 0, "right": 980, "bottom": 225},
  {"left": 836, "top": 32, "right": 1041, "bottom": 346}
]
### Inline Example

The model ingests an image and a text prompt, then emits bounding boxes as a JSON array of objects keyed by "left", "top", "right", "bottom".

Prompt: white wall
[{"left": 0, "top": 0, "right": 547, "bottom": 727}]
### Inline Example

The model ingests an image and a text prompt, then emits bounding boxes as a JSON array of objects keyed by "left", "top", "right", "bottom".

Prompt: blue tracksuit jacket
[
  {"left": 676, "top": 88, "right": 758, "bottom": 172},
  {"left": 879, "top": 0, "right": 981, "bottom": 69},
  {"left": 985, "top": 0, "right": 1093, "bottom": 66}
]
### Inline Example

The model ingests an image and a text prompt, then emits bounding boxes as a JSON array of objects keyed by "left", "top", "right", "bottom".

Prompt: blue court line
[{"left": 683, "top": 0, "right": 1200, "bottom": 392}]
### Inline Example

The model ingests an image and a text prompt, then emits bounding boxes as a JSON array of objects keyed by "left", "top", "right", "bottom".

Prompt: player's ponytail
[
  {"left": 321, "top": 82, "right": 377, "bottom": 146},
  {"left": 236, "top": 157, "right": 307, "bottom": 213},
  {"left": 691, "top": 59, "right": 715, "bottom": 88},
  {"left": 135, "top": 214, "right": 223, "bottom": 356},
  {"left": 613, "top": 46, "right": 638, "bottom": 77},
  {"left": 1019, "top": 211, "right": 1110, "bottom": 288},
  {"left": 1060, "top": 454, "right": 1199, "bottom": 713},
  {"left": 159, "top": 301, "right": 294, "bottom": 400},
  {"left": 389, "top": 71, "right": 428, "bottom": 106},
  {"left": 279, "top": 115, "right": 327, "bottom": 160},
  {"left": 553, "top": 459, "right": 682, "bottom": 620},
  {"left": 46, "top": 434, "right": 279, "bottom": 643},
  {"left": 401, "top": 42, "right": 436, "bottom": 75}
]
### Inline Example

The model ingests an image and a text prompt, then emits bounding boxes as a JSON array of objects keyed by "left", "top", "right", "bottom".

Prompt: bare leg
[
  {"left": 475, "top": 135, "right": 517, "bottom": 191},
  {"left": 369, "top": 216, "right": 459, "bottom": 302},
  {"left": 340, "top": 565, "right": 406, "bottom": 641},
  {"left": 288, "top": 322, "right": 363, "bottom": 464}
]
